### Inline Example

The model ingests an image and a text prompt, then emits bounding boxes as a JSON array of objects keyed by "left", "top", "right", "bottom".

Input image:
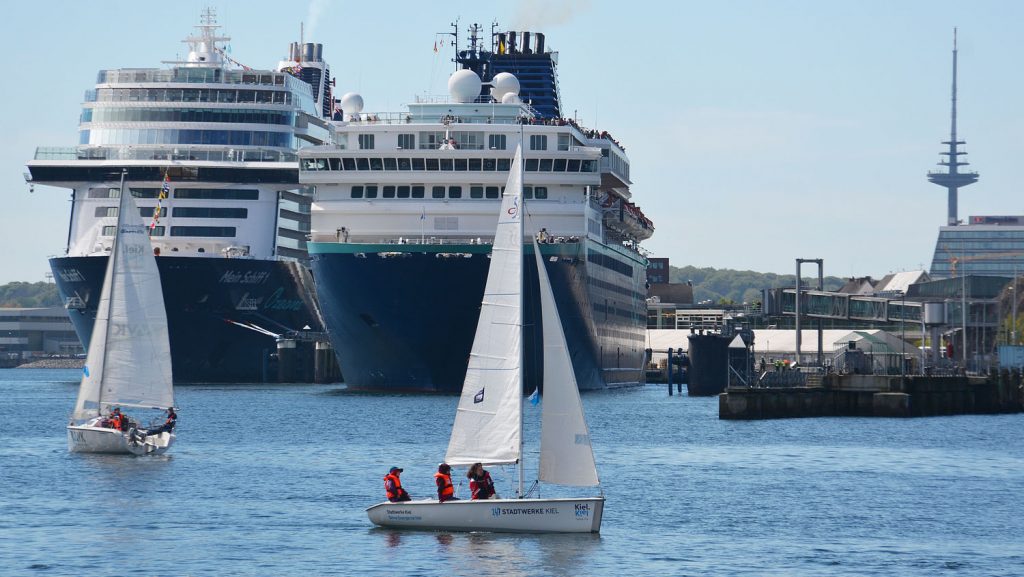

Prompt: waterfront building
[{"left": 0, "top": 307, "right": 82, "bottom": 359}]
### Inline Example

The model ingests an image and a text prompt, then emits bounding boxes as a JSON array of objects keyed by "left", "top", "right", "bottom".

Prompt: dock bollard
[
  {"left": 667, "top": 348, "right": 674, "bottom": 396},
  {"left": 677, "top": 349, "right": 683, "bottom": 394}
]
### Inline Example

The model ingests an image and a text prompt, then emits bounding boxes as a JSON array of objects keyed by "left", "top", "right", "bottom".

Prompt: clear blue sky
[{"left": 3, "top": 0, "right": 1022, "bottom": 284}]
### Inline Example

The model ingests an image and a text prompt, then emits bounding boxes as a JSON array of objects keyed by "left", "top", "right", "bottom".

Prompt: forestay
[
  {"left": 445, "top": 147, "right": 525, "bottom": 467},
  {"left": 73, "top": 181, "right": 174, "bottom": 420},
  {"left": 533, "top": 238, "right": 600, "bottom": 487}
]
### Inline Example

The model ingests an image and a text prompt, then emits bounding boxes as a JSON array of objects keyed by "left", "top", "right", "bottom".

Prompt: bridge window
[
  {"left": 382, "top": 186, "right": 396, "bottom": 199},
  {"left": 529, "top": 134, "right": 547, "bottom": 151},
  {"left": 358, "top": 134, "right": 375, "bottom": 150},
  {"left": 398, "top": 134, "right": 415, "bottom": 150},
  {"left": 432, "top": 186, "right": 445, "bottom": 199},
  {"left": 364, "top": 185, "right": 378, "bottom": 199},
  {"left": 448, "top": 186, "right": 462, "bottom": 199},
  {"left": 170, "top": 226, "right": 236, "bottom": 237},
  {"left": 489, "top": 134, "right": 507, "bottom": 150},
  {"left": 351, "top": 186, "right": 364, "bottom": 198},
  {"left": 470, "top": 186, "right": 483, "bottom": 199},
  {"left": 411, "top": 186, "right": 424, "bottom": 198}
]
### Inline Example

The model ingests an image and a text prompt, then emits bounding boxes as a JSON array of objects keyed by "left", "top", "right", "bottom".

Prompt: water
[{"left": 2, "top": 369, "right": 1023, "bottom": 576}]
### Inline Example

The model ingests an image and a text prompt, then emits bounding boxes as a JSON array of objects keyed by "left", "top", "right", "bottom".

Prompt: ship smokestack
[
  {"left": 497, "top": 32, "right": 507, "bottom": 53},
  {"left": 314, "top": 43, "right": 323, "bottom": 62},
  {"left": 302, "top": 42, "right": 315, "bottom": 62},
  {"left": 508, "top": 30, "right": 517, "bottom": 53},
  {"left": 535, "top": 32, "right": 545, "bottom": 54},
  {"left": 522, "top": 32, "right": 532, "bottom": 54}
]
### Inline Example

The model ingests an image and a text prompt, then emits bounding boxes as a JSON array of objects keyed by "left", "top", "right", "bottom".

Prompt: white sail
[
  {"left": 73, "top": 181, "right": 174, "bottom": 420},
  {"left": 445, "top": 147, "right": 524, "bottom": 466},
  {"left": 534, "top": 238, "right": 600, "bottom": 487}
]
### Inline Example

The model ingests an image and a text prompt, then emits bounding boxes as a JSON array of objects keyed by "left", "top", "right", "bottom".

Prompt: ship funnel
[
  {"left": 302, "top": 42, "right": 316, "bottom": 62},
  {"left": 314, "top": 43, "right": 323, "bottom": 62},
  {"left": 497, "top": 32, "right": 507, "bottom": 54},
  {"left": 535, "top": 32, "right": 545, "bottom": 54},
  {"left": 289, "top": 42, "right": 299, "bottom": 61},
  {"left": 508, "top": 30, "right": 517, "bottom": 53},
  {"left": 522, "top": 32, "right": 532, "bottom": 54}
]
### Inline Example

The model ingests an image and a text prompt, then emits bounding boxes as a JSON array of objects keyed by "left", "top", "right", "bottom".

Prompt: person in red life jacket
[
  {"left": 434, "top": 463, "right": 457, "bottom": 502},
  {"left": 106, "top": 407, "right": 123, "bottom": 430},
  {"left": 384, "top": 467, "right": 411, "bottom": 502},
  {"left": 467, "top": 462, "right": 498, "bottom": 500}
]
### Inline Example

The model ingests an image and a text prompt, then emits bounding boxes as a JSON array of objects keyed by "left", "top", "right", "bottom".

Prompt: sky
[{"left": 2, "top": 0, "right": 1023, "bottom": 284}]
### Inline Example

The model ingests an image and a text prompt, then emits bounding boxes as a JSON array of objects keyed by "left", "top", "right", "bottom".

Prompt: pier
[{"left": 719, "top": 369, "right": 1024, "bottom": 419}]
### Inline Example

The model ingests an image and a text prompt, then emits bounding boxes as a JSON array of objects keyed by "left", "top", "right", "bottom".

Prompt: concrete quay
[{"left": 719, "top": 370, "right": 1024, "bottom": 419}]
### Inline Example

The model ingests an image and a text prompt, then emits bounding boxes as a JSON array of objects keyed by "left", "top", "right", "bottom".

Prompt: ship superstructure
[
  {"left": 300, "top": 27, "right": 653, "bottom": 392},
  {"left": 27, "top": 11, "right": 336, "bottom": 382}
]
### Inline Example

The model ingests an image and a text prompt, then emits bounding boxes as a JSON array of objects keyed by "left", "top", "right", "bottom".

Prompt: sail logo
[
  {"left": 575, "top": 503, "right": 591, "bottom": 518},
  {"left": 474, "top": 388, "right": 485, "bottom": 404},
  {"left": 110, "top": 323, "right": 156, "bottom": 337},
  {"left": 507, "top": 196, "right": 520, "bottom": 217},
  {"left": 491, "top": 507, "right": 501, "bottom": 518}
]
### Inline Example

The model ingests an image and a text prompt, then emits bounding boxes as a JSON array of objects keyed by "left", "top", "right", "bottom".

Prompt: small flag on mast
[{"left": 433, "top": 41, "right": 438, "bottom": 53}]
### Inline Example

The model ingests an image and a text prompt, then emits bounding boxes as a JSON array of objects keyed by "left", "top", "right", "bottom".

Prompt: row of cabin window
[
  {"left": 350, "top": 185, "right": 548, "bottom": 200},
  {"left": 89, "top": 87, "right": 292, "bottom": 105},
  {"left": 359, "top": 133, "right": 568, "bottom": 151},
  {"left": 87, "top": 188, "right": 260, "bottom": 200},
  {"left": 101, "top": 225, "right": 235, "bottom": 237},
  {"left": 302, "top": 156, "right": 596, "bottom": 173},
  {"left": 94, "top": 207, "right": 248, "bottom": 218}
]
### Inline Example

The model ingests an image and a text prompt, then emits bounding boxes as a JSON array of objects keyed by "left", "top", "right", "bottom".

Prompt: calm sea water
[{"left": 2, "top": 368, "right": 1023, "bottom": 577}]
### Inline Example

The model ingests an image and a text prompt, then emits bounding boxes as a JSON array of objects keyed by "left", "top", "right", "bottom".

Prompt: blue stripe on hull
[
  {"left": 50, "top": 256, "right": 322, "bottom": 383},
  {"left": 310, "top": 241, "right": 646, "bottom": 393}
]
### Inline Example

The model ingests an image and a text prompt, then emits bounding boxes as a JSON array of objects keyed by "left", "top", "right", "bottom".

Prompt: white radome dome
[
  {"left": 340, "top": 92, "right": 364, "bottom": 114},
  {"left": 490, "top": 72, "right": 520, "bottom": 101},
  {"left": 448, "top": 69, "right": 482, "bottom": 103},
  {"left": 501, "top": 93, "right": 522, "bottom": 104}
]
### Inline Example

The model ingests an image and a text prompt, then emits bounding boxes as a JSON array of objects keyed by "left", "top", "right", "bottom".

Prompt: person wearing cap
[
  {"left": 434, "top": 463, "right": 457, "bottom": 503},
  {"left": 384, "top": 467, "right": 411, "bottom": 502},
  {"left": 467, "top": 463, "right": 498, "bottom": 500},
  {"left": 136, "top": 407, "right": 177, "bottom": 440}
]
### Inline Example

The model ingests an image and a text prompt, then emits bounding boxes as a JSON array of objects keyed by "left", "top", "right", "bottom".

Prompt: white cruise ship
[
  {"left": 26, "top": 11, "right": 337, "bottom": 382},
  {"left": 299, "top": 27, "right": 654, "bottom": 392}
]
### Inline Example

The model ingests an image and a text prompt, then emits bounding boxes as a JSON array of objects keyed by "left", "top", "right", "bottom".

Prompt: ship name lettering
[
  {"left": 263, "top": 287, "right": 303, "bottom": 311},
  {"left": 58, "top": 269, "right": 86, "bottom": 283},
  {"left": 219, "top": 270, "right": 270, "bottom": 285}
]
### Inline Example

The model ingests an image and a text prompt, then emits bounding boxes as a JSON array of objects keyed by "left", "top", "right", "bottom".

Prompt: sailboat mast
[{"left": 517, "top": 137, "right": 526, "bottom": 499}]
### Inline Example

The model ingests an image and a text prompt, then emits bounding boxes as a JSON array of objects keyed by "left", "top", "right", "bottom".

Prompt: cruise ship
[
  {"left": 300, "top": 26, "right": 654, "bottom": 392},
  {"left": 26, "top": 11, "right": 335, "bottom": 382}
]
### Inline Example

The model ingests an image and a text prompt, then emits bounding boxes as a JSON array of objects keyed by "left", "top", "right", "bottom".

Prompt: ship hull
[
  {"left": 309, "top": 240, "right": 646, "bottom": 393},
  {"left": 51, "top": 255, "right": 322, "bottom": 383}
]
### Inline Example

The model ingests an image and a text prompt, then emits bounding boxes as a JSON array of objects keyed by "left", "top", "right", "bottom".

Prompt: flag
[
  {"left": 433, "top": 41, "right": 438, "bottom": 53},
  {"left": 528, "top": 387, "right": 539, "bottom": 406},
  {"left": 420, "top": 206, "right": 426, "bottom": 221}
]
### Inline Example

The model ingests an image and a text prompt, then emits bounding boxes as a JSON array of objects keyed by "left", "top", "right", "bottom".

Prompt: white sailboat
[
  {"left": 366, "top": 146, "right": 604, "bottom": 533},
  {"left": 67, "top": 171, "right": 176, "bottom": 456}
]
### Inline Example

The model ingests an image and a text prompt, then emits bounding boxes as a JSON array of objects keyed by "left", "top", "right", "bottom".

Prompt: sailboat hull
[
  {"left": 67, "top": 422, "right": 174, "bottom": 455},
  {"left": 365, "top": 497, "right": 604, "bottom": 533}
]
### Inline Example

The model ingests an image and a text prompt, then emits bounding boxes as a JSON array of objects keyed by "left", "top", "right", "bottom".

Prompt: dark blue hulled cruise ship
[
  {"left": 26, "top": 12, "right": 337, "bottom": 382},
  {"left": 300, "top": 26, "right": 654, "bottom": 392}
]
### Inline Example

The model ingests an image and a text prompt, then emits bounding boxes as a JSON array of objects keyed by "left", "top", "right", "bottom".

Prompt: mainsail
[
  {"left": 445, "top": 147, "right": 524, "bottom": 466},
  {"left": 534, "top": 238, "right": 600, "bottom": 487},
  {"left": 73, "top": 176, "right": 174, "bottom": 420}
]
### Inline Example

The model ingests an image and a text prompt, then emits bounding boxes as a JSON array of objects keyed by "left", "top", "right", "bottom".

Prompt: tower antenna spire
[{"left": 927, "top": 27, "right": 978, "bottom": 226}]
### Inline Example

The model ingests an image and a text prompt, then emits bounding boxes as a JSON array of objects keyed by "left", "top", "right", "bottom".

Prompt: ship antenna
[{"left": 926, "top": 27, "right": 978, "bottom": 226}]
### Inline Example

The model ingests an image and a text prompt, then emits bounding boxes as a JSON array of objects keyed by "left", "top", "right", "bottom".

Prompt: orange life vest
[
  {"left": 108, "top": 415, "right": 121, "bottom": 430},
  {"left": 434, "top": 472, "right": 454, "bottom": 499},
  {"left": 384, "top": 473, "right": 403, "bottom": 500}
]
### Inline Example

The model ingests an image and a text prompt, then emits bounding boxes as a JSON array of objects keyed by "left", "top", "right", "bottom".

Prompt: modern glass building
[{"left": 929, "top": 216, "right": 1024, "bottom": 279}]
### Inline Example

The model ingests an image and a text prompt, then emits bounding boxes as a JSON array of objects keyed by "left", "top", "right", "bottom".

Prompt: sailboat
[
  {"left": 67, "top": 170, "right": 176, "bottom": 456},
  {"left": 366, "top": 146, "right": 605, "bottom": 533}
]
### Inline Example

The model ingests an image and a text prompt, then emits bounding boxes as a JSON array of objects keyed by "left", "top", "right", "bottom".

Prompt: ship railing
[{"left": 33, "top": 146, "right": 297, "bottom": 163}]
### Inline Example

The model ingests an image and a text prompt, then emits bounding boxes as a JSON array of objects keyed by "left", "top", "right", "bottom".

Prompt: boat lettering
[
  {"left": 236, "top": 292, "right": 261, "bottom": 311},
  {"left": 575, "top": 503, "right": 591, "bottom": 518},
  {"left": 58, "top": 268, "right": 86, "bottom": 283},
  {"left": 70, "top": 430, "right": 85, "bottom": 443},
  {"left": 110, "top": 323, "right": 156, "bottom": 337},
  {"left": 263, "top": 287, "right": 303, "bottom": 311},
  {"left": 384, "top": 509, "right": 421, "bottom": 521},
  {"left": 493, "top": 507, "right": 558, "bottom": 517},
  {"left": 219, "top": 270, "right": 270, "bottom": 285}
]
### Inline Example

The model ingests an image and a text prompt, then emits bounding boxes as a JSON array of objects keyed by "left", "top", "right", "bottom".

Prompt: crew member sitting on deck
[
  {"left": 434, "top": 463, "right": 457, "bottom": 502},
  {"left": 138, "top": 407, "right": 177, "bottom": 440},
  {"left": 467, "top": 463, "right": 498, "bottom": 500},
  {"left": 384, "top": 467, "right": 411, "bottom": 502}
]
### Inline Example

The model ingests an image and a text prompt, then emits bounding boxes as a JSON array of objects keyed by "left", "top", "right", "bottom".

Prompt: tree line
[
  {"left": 0, "top": 282, "right": 62, "bottom": 308},
  {"left": 669, "top": 265, "right": 845, "bottom": 305}
]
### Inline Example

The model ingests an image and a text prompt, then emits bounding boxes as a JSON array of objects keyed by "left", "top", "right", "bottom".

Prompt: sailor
[
  {"left": 434, "top": 463, "right": 457, "bottom": 502},
  {"left": 384, "top": 467, "right": 411, "bottom": 502},
  {"left": 139, "top": 407, "right": 177, "bottom": 439},
  {"left": 108, "top": 407, "right": 123, "bottom": 430},
  {"left": 467, "top": 463, "right": 498, "bottom": 500}
]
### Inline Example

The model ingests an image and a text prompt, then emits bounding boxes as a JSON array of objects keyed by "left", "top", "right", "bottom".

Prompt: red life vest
[
  {"left": 384, "top": 473, "right": 403, "bottom": 500},
  {"left": 434, "top": 472, "right": 454, "bottom": 500}
]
